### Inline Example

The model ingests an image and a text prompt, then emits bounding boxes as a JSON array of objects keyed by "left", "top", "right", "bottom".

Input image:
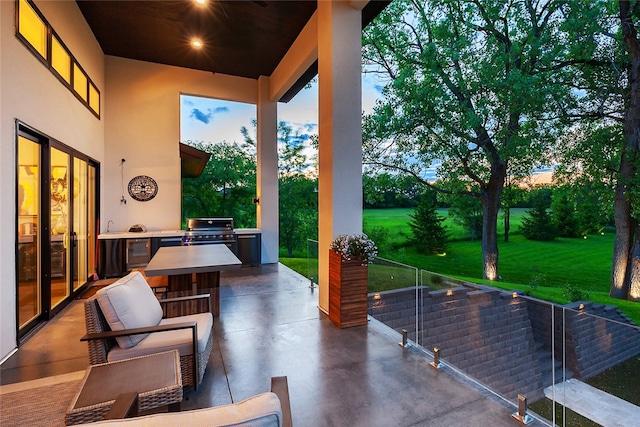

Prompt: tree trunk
[
  {"left": 481, "top": 161, "right": 506, "bottom": 281},
  {"left": 611, "top": 189, "right": 634, "bottom": 298},
  {"left": 629, "top": 228, "right": 640, "bottom": 300},
  {"left": 504, "top": 207, "right": 510, "bottom": 243},
  {"left": 612, "top": 1, "right": 640, "bottom": 299}
]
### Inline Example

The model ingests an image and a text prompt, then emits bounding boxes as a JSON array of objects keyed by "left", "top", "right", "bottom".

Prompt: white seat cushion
[
  {"left": 77, "top": 392, "right": 283, "bottom": 427},
  {"left": 96, "top": 271, "right": 163, "bottom": 349},
  {"left": 107, "top": 312, "right": 213, "bottom": 361}
]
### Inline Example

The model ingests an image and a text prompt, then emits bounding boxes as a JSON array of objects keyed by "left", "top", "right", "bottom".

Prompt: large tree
[
  {"left": 553, "top": 1, "right": 639, "bottom": 299},
  {"left": 362, "top": 0, "right": 608, "bottom": 280},
  {"left": 614, "top": 0, "right": 640, "bottom": 299}
]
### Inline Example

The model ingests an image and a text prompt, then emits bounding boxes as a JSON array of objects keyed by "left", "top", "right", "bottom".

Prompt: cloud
[
  {"left": 303, "top": 123, "right": 318, "bottom": 132},
  {"left": 189, "top": 106, "right": 229, "bottom": 124},
  {"left": 190, "top": 108, "right": 212, "bottom": 124},
  {"left": 288, "top": 135, "right": 308, "bottom": 147}
]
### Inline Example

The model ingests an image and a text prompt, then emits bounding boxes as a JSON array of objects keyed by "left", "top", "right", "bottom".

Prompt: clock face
[{"left": 128, "top": 175, "right": 158, "bottom": 202}]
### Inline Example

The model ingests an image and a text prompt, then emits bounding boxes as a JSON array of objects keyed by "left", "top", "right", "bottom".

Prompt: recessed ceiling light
[
  {"left": 191, "top": 39, "right": 203, "bottom": 48},
  {"left": 194, "top": 0, "right": 206, "bottom": 5}
]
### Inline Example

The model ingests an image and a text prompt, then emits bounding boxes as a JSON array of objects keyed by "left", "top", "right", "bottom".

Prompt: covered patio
[
  {"left": 1, "top": 264, "right": 523, "bottom": 426},
  {"left": 1, "top": 0, "right": 388, "bottom": 358}
]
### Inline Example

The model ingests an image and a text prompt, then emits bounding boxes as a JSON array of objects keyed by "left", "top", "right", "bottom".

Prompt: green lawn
[
  {"left": 364, "top": 208, "right": 611, "bottom": 291},
  {"left": 395, "top": 234, "right": 613, "bottom": 292}
]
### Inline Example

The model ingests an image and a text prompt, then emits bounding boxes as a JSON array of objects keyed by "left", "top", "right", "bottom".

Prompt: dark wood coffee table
[{"left": 65, "top": 350, "right": 182, "bottom": 425}]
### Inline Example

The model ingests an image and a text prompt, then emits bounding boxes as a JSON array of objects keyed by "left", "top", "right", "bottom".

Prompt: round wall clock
[{"left": 128, "top": 175, "right": 158, "bottom": 202}]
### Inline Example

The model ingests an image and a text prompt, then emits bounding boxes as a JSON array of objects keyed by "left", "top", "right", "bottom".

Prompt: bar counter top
[
  {"left": 98, "top": 228, "right": 261, "bottom": 239},
  {"left": 98, "top": 230, "right": 185, "bottom": 239}
]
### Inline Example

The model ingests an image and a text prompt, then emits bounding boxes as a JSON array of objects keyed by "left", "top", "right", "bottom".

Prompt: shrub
[
  {"left": 563, "top": 284, "right": 590, "bottom": 302},
  {"left": 552, "top": 193, "right": 580, "bottom": 237},
  {"left": 430, "top": 274, "right": 444, "bottom": 287},
  {"left": 409, "top": 193, "right": 447, "bottom": 254},
  {"left": 528, "top": 267, "right": 547, "bottom": 296},
  {"left": 520, "top": 194, "right": 558, "bottom": 241}
]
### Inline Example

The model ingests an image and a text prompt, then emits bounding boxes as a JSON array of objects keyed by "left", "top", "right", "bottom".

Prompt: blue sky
[{"left": 180, "top": 74, "right": 384, "bottom": 149}]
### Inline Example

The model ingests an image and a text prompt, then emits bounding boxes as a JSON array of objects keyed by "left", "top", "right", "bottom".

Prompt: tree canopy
[
  {"left": 362, "top": 0, "right": 613, "bottom": 280},
  {"left": 181, "top": 140, "right": 257, "bottom": 228}
]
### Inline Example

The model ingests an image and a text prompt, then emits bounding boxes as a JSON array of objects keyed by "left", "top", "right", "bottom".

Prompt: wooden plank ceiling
[{"left": 77, "top": 1, "right": 389, "bottom": 101}]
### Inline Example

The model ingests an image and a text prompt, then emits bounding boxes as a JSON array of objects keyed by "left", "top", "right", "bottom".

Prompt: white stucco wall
[
  {"left": 102, "top": 56, "right": 258, "bottom": 233},
  {"left": 0, "top": 0, "right": 308, "bottom": 362},
  {"left": 0, "top": 0, "right": 105, "bottom": 360}
]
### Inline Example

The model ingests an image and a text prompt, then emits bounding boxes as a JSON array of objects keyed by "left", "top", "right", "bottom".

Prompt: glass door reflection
[
  {"left": 73, "top": 157, "right": 88, "bottom": 291},
  {"left": 17, "top": 135, "right": 41, "bottom": 328},
  {"left": 50, "top": 147, "right": 70, "bottom": 309}
]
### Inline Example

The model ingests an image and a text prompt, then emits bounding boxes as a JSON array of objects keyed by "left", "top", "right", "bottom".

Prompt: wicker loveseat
[{"left": 82, "top": 271, "right": 214, "bottom": 390}]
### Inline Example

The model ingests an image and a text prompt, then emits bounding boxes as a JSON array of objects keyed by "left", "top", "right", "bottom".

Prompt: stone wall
[
  {"left": 369, "top": 285, "right": 640, "bottom": 402},
  {"left": 369, "top": 286, "right": 543, "bottom": 401},
  {"left": 527, "top": 299, "right": 640, "bottom": 380}
]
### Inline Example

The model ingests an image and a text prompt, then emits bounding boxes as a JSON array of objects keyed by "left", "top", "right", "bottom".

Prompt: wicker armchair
[{"left": 82, "top": 272, "right": 214, "bottom": 390}]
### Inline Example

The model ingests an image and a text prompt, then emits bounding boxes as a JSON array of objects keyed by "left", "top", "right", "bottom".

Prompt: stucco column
[
  {"left": 257, "top": 76, "right": 278, "bottom": 264},
  {"left": 317, "top": 1, "right": 363, "bottom": 313}
]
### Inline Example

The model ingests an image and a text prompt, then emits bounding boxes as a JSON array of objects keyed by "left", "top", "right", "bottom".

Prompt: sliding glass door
[
  {"left": 73, "top": 157, "right": 97, "bottom": 291},
  {"left": 50, "top": 146, "right": 70, "bottom": 309},
  {"left": 17, "top": 135, "right": 41, "bottom": 329},
  {"left": 17, "top": 123, "right": 99, "bottom": 337}
]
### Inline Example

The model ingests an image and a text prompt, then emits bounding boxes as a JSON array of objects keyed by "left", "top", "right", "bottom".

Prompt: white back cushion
[{"left": 96, "top": 271, "right": 163, "bottom": 348}]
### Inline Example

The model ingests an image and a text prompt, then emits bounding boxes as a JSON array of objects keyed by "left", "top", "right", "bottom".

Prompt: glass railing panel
[
  {"left": 306, "top": 239, "right": 319, "bottom": 287},
  {"left": 406, "top": 285, "right": 640, "bottom": 427},
  {"left": 412, "top": 280, "right": 541, "bottom": 408},
  {"left": 524, "top": 297, "right": 570, "bottom": 426},
  {"left": 531, "top": 303, "right": 640, "bottom": 426},
  {"left": 367, "top": 256, "right": 419, "bottom": 344},
  {"left": 316, "top": 239, "right": 640, "bottom": 426},
  {"left": 419, "top": 269, "right": 462, "bottom": 290}
]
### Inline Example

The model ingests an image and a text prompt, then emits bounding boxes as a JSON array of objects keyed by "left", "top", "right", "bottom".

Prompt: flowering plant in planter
[{"left": 330, "top": 233, "right": 378, "bottom": 264}]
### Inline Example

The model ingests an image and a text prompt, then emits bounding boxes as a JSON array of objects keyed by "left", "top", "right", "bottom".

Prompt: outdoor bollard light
[
  {"left": 511, "top": 394, "right": 533, "bottom": 425},
  {"left": 399, "top": 329, "right": 408, "bottom": 348},
  {"left": 430, "top": 347, "right": 442, "bottom": 369}
]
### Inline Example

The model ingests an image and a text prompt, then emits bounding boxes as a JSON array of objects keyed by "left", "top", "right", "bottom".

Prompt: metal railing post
[
  {"left": 511, "top": 394, "right": 533, "bottom": 425},
  {"left": 430, "top": 347, "right": 442, "bottom": 369},
  {"left": 399, "top": 329, "right": 408, "bottom": 348}
]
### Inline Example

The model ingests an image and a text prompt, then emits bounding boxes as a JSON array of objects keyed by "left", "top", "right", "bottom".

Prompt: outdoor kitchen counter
[
  {"left": 98, "top": 230, "right": 185, "bottom": 239},
  {"left": 98, "top": 229, "right": 260, "bottom": 239},
  {"left": 234, "top": 228, "right": 261, "bottom": 234}
]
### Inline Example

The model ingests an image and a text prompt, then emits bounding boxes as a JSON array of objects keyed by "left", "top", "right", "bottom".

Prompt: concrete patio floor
[{"left": 1, "top": 263, "right": 545, "bottom": 426}]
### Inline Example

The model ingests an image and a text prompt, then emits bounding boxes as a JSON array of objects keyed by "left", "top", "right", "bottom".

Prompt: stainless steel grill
[{"left": 183, "top": 218, "right": 237, "bottom": 252}]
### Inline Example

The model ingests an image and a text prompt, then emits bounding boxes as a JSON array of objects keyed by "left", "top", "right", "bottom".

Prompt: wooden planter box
[{"left": 328, "top": 250, "right": 368, "bottom": 328}]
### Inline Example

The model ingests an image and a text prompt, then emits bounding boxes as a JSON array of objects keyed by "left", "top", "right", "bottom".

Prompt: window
[
  {"left": 15, "top": 0, "right": 101, "bottom": 119},
  {"left": 18, "top": 0, "right": 47, "bottom": 60},
  {"left": 51, "top": 35, "right": 70, "bottom": 84},
  {"left": 73, "top": 63, "right": 88, "bottom": 102},
  {"left": 89, "top": 83, "right": 100, "bottom": 115}
]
